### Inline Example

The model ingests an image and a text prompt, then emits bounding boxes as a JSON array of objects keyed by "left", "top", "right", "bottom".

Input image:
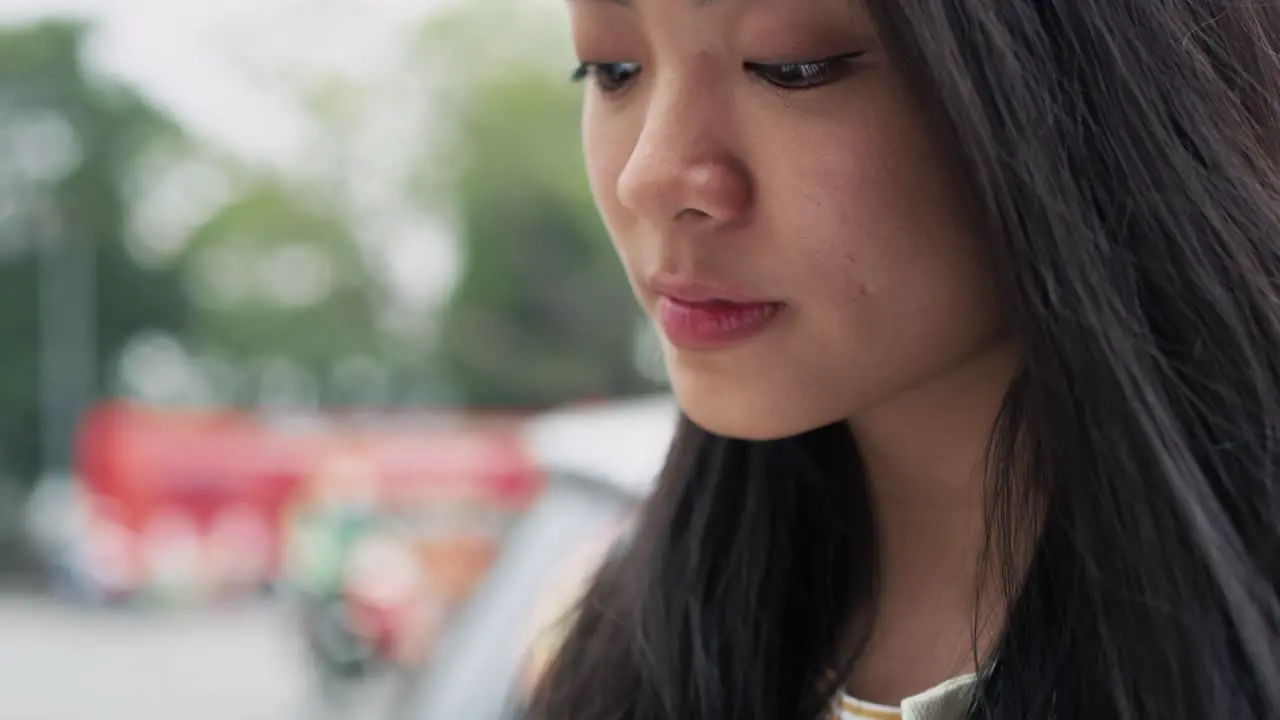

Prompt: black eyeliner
[{"left": 744, "top": 50, "right": 865, "bottom": 71}]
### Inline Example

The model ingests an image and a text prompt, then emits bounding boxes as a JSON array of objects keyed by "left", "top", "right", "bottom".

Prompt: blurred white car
[{"left": 391, "top": 394, "right": 678, "bottom": 720}]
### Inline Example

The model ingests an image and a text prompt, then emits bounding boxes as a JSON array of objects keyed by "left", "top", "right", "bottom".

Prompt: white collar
[
  {"left": 900, "top": 674, "right": 977, "bottom": 720},
  {"left": 838, "top": 674, "right": 978, "bottom": 720}
]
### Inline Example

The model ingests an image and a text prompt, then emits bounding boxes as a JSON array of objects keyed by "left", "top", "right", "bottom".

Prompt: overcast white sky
[
  {"left": 0, "top": 0, "right": 447, "bottom": 162},
  {"left": 1, "top": 0, "right": 477, "bottom": 310},
  {"left": 2, "top": 0, "right": 577, "bottom": 319}
]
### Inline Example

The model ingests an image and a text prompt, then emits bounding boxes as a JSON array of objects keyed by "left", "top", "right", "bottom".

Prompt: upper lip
[{"left": 648, "top": 272, "right": 776, "bottom": 305}]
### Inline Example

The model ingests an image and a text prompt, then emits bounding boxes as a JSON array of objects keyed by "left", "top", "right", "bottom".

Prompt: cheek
[
  {"left": 583, "top": 110, "right": 653, "bottom": 306},
  {"left": 788, "top": 114, "right": 1000, "bottom": 382},
  {"left": 583, "top": 115, "right": 636, "bottom": 249}
]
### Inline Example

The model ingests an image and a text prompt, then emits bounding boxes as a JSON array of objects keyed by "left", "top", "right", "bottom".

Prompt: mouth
[{"left": 652, "top": 290, "right": 785, "bottom": 351}]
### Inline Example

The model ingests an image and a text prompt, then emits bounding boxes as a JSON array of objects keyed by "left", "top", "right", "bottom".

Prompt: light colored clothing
[
  {"left": 833, "top": 674, "right": 977, "bottom": 720},
  {"left": 836, "top": 694, "right": 903, "bottom": 720}
]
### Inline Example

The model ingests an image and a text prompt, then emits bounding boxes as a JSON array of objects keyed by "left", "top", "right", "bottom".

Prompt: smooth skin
[{"left": 569, "top": 0, "right": 1017, "bottom": 705}]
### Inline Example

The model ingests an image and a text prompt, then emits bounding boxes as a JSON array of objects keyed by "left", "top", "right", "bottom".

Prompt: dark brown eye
[
  {"left": 571, "top": 62, "right": 642, "bottom": 94},
  {"left": 745, "top": 52, "right": 863, "bottom": 91}
]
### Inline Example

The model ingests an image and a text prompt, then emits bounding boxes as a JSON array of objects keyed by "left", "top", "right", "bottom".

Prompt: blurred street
[
  {"left": 0, "top": 6, "right": 663, "bottom": 720},
  {"left": 0, "top": 593, "right": 400, "bottom": 720}
]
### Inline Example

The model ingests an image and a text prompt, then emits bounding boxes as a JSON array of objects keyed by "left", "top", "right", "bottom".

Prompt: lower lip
[{"left": 656, "top": 296, "right": 784, "bottom": 349}]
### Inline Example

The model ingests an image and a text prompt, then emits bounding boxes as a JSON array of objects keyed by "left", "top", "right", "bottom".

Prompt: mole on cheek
[{"left": 839, "top": 251, "right": 876, "bottom": 301}]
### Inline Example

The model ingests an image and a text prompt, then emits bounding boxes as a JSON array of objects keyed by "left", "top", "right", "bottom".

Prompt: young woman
[{"left": 528, "top": 1, "right": 1280, "bottom": 718}]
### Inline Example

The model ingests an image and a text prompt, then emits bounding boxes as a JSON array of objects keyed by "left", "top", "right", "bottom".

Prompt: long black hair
[{"left": 528, "top": 1, "right": 1280, "bottom": 718}]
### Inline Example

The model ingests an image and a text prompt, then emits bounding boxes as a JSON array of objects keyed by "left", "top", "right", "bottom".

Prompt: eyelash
[
  {"left": 571, "top": 61, "right": 642, "bottom": 94},
  {"left": 570, "top": 52, "right": 863, "bottom": 95},
  {"left": 746, "top": 53, "right": 864, "bottom": 91}
]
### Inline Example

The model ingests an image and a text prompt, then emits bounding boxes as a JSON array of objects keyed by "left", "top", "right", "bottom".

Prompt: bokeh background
[{"left": 0, "top": 1, "right": 671, "bottom": 718}]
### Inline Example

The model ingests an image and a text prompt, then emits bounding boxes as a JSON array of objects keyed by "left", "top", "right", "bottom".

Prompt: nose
[{"left": 614, "top": 80, "right": 753, "bottom": 228}]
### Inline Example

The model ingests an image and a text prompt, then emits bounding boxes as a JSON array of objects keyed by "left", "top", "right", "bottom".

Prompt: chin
[{"left": 670, "top": 373, "right": 845, "bottom": 442}]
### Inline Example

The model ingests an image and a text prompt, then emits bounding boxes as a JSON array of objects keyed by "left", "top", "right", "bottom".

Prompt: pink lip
[{"left": 656, "top": 296, "right": 784, "bottom": 350}]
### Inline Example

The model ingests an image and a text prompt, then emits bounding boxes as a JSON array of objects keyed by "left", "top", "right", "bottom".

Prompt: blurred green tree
[
  {"left": 180, "top": 180, "right": 383, "bottom": 405},
  {"left": 0, "top": 21, "right": 187, "bottom": 483},
  {"left": 419, "top": 6, "right": 658, "bottom": 408}
]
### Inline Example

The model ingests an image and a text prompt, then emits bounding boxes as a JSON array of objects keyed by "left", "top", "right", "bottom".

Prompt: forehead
[
  {"left": 566, "top": 0, "right": 866, "bottom": 21},
  {"left": 568, "top": 0, "right": 855, "bottom": 8},
  {"left": 566, "top": 0, "right": 873, "bottom": 26},
  {"left": 568, "top": 0, "right": 722, "bottom": 5},
  {"left": 566, "top": 0, "right": 875, "bottom": 48}
]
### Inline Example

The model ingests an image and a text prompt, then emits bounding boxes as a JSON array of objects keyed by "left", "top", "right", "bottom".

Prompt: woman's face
[{"left": 570, "top": 0, "right": 1006, "bottom": 440}]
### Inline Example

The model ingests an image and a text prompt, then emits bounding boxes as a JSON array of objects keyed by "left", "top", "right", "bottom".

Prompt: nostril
[{"left": 675, "top": 208, "right": 713, "bottom": 222}]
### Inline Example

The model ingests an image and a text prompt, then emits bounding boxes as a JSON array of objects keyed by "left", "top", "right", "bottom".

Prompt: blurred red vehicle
[
  {"left": 73, "top": 402, "right": 305, "bottom": 601},
  {"left": 69, "top": 401, "right": 545, "bottom": 615}
]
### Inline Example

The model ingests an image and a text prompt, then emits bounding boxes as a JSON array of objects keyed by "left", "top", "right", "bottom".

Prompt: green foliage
[
  {"left": 424, "top": 10, "right": 656, "bottom": 407},
  {"left": 0, "top": 6, "right": 660, "bottom": 497},
  {"left": 0, "top": 20, "right": 187, "bottom": 479},
  {"left": 181, "top": 182, "right": 381, "bottom": 373}
]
